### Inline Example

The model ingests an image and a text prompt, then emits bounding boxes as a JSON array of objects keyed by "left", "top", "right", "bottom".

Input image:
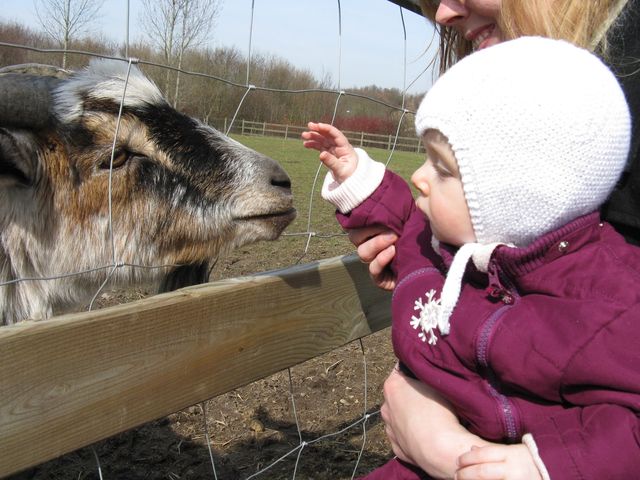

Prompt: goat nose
[
  {"left": 263, "top": 157, "right": 292, "bottom": 193},
  {"left": 271, "top": 172, "right": 291, "bottom": 192}
]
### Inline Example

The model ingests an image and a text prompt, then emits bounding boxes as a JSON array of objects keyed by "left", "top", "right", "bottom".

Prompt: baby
[{"left": 303, "top": 36, "right": 639, "bottom": 479}]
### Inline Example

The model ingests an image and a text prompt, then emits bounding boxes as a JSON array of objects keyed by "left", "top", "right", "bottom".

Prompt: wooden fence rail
[
  {"left": 219, "top": 118, "right": 425, "bottom": 153},
  {"left": 0, "top": 254, "right": 391, "bottom": 477}
]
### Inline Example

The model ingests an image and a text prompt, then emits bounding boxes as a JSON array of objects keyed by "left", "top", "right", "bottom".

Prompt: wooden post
[{"left": 0, "top": 254, "right": 391, "bottom": 477}]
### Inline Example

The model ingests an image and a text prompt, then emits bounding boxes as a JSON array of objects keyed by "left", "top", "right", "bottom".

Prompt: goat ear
[{"left": 0, "top": 130, "right": 37, "bottom": 187}]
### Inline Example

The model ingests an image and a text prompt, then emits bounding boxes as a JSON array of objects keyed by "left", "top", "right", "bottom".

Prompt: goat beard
[{"left": 158, "top": 261, "right": 214, "bottom": 292}]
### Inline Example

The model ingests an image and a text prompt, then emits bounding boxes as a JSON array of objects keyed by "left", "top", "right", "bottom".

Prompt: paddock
[{"left": 0, "top": 0, "right": 432, "bottom": 477}]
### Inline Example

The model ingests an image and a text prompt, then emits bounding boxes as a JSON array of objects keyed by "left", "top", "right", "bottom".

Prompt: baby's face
[{"left": 412, "top": 130, "right": 475, "bottom": 246}]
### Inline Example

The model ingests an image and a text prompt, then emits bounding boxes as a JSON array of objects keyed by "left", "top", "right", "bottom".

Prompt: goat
[{"left": 0, "top": 60, "right": 296, "bottom": 325}]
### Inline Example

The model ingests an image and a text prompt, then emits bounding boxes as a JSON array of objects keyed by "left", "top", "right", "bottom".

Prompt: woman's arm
[
  {"left": 381, "top": 366, "right": 490, "bottom": 478},
  {"left": 382, "top": 368, "right": 543, "bottom": 480}
]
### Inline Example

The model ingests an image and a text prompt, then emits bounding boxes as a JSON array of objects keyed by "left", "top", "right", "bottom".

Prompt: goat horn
[{"left": 0, "top": 64, "right": 70, "bottom": 129}]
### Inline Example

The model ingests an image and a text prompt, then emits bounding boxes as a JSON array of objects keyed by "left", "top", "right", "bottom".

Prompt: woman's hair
[{"left": 418, "top": 0, "right": 630, "bottom": 73}]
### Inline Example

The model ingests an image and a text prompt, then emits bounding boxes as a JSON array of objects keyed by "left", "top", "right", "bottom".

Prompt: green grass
[{"left": 215, "top": 134, "right": 424, "bottom": 280}]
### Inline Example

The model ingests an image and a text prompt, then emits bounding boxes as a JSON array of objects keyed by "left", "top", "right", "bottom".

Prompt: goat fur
[{"left": 0, "top": 60, "right": 295, "bottom": 324}]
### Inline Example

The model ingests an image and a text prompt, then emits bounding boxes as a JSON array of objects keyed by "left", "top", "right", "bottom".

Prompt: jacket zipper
[{"left": 476, "top": 272, "right": 521, "bottom": 442}]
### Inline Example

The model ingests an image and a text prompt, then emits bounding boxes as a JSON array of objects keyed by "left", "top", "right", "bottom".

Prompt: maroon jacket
[{"left": 339, "top": 171, "right": 640, "bottom": 479}]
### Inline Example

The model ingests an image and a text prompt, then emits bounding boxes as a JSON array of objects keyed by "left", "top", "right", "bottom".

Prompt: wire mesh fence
[{"left": 0, "top": 1, "right": 436, "bottom": 478}]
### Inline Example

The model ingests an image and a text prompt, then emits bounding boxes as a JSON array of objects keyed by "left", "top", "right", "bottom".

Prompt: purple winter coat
[{"left": 338, "top": 170, "right": 640, "bottom": 479}]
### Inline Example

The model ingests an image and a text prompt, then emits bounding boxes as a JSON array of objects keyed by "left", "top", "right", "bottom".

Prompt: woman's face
[{"left": 434, "top": 0, "right": 505, "bottom": 51}]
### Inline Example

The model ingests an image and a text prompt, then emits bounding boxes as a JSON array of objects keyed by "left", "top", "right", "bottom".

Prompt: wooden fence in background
[
  {"left": 0, "top": 254, "right": 391, "bottom": 477},
  {"left": 220, "top": 119, "right": 425, "bottom": 153}
]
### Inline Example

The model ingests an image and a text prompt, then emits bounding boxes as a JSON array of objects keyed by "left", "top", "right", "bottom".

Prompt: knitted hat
[
  {"left": 412, "top": 37, "right": 631, "bottom": 343},
  {"left": 415, "top": 36, "right": 631, "bottom": 247}
]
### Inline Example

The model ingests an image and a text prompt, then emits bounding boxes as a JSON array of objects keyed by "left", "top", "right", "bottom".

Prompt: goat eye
[{"left": 100, "top": 150, "right": 130, "bottom": 170}]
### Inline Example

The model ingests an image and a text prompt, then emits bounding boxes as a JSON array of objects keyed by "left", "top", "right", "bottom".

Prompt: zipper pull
[
  {"left": 486, "top": 285, "right": 514, "bottom": 304},
  {"left": 485, "top": 262, "right": 513, "bottom": 304}
]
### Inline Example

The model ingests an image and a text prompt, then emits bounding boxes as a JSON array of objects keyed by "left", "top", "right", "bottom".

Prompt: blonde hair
[{"left": 418, "top": 0, "right": 630, "bottom": 73}]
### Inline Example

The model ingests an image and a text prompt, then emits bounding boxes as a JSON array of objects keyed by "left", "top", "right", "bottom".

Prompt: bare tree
[
  {"left": 141, "top": 0, "right": 221, "bottom": 107},
  {"left": 33, "top": 0, "right": 104, "bottom": 68}
]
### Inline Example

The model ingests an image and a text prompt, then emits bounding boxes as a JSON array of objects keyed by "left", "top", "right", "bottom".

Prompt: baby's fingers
[
  {"left": 318, "top": 150, "right": 344, "bottom": 173},
  {"left": 456, "top": 446, "right": 507, "bottom": 480},
  {"left": 455, "top": 462, "right": 506, "bottom": 480},
  {"left": 458, "top": 445, "right": 507, "bottom": 467},
  {"left": 301, "top": 138, "right": 326, "bottom": 152},
  {"left": 311, "top": 122, "right": 353, "bottom": 147},
  {"left": 301, "top": 131, "right": 333, "bottom": 151},
  {"left": 302, "top": 122, "right": 357, "bottom": 182},
  {"left": 300, "top": 138, "right": 342, "bottom": 177}
]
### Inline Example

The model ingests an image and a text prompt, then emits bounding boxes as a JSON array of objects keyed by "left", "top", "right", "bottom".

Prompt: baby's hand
[
  {"left": 301, "top": 122, "right": 357, "bottom": 183},
  {"left": 455, "top": 444, "right": 543, "bottom": 480}
]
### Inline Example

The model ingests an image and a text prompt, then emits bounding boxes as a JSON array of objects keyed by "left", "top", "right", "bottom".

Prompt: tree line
[{"left": 0, "top": 17, "right": 424, "bottom": 137}]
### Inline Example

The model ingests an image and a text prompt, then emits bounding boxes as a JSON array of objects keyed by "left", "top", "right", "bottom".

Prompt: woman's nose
[{"left": 434, "top": 0, "right": 468, "bottom": 26}]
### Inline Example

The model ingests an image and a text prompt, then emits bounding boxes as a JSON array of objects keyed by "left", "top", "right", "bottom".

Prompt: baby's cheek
[{"left": 414, "top": 197, "right": 429, "bottom": 218}]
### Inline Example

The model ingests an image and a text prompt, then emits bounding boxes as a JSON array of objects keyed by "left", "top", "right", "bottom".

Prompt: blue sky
[{"left": 1, "top": 0, "right": 436, "bottom": 94}]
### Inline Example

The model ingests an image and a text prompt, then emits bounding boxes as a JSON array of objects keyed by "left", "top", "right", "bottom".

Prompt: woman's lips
[{"left": 468, "top": 24, "right": 496, "bottom": 51}]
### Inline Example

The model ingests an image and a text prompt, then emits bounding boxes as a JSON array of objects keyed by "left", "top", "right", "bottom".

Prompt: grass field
[{"left": 216, "top": 133, "right": 424, "bottom": 280}]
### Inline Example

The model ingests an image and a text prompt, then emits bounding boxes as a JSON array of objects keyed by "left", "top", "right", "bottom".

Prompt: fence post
[{"left": 229, "top": 119, "right": 420, "bottom": 152}]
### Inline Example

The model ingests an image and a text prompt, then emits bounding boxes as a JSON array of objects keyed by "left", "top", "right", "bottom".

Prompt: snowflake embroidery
[{"left": 410, "top": 289, "right": 443, "bottom": 345}]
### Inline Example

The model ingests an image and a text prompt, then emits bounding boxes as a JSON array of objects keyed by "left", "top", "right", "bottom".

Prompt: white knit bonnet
[{"left": 414, "top": 37, "right": 631, "bottom": 340}]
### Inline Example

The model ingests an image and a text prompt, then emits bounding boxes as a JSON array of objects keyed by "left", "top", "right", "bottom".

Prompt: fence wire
[{"left": 0, "top": 0, "right": 436, "bottom": 478}]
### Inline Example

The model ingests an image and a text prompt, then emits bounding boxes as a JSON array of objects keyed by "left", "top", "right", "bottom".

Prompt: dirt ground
[{"left": 8, "top": 242, "right": 399, "bottom": 480}]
